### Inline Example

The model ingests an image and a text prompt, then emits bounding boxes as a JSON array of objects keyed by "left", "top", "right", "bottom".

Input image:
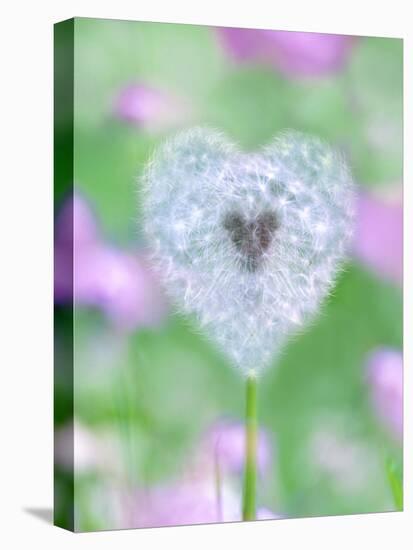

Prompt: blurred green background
[{"left": 54, "top": 18, "right": 402, "bottom": 531}]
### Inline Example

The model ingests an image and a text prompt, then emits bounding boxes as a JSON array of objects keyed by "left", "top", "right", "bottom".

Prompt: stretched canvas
[{"left": 54, "top": 17, "right": 403, "bottom": 532}]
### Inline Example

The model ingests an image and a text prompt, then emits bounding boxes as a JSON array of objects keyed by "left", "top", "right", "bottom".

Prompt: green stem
[
  {"left": 214, "top": 449, "right": 223, "bottom": 522},
  {"left": 385, "top": 458, "right": 403, "bottom": 511},
  {"left": 242, "top": 373, "right": 258, "bottom": 521}
]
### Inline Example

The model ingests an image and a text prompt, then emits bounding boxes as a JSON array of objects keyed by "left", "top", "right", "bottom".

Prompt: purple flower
[
  {"left": 353, "top": 190, "right": 403, "bottom": 285},
  {"left": 256, "top": 507, "right": 279, "bottom": 520},
  {"left": 113, "top": 83, "right": 189, "bottom": 132},
  {"left": 126, "top": 418, "right": 280, "bottom": 528},
  {"left": 54, "top": 192, "right": 165, "bottom": 330},
  {"left": 55, "top": 420, "right": 122, "bottom": 475},
  {"left": 216, "top": 28, "right": 355, "bottom": 77},
  {"left": 131, "top": 481, "right": 238, "bottom": 527},
  {"left": 308, "top": 424, "right": 379, "bottom": 494},
  {"left": 366, "top": 348, "right": 403, "bottom": 441},
  {"left": 130, "top": 481, "right": 280, "bottom": 528},
  {"left": 201, "top": 419, "right": 272, "bottom": 475}
]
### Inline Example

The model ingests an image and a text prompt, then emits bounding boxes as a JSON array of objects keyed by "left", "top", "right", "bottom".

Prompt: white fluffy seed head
[{"left": 142, "top": 128, "right": 355, "bottom": 375}]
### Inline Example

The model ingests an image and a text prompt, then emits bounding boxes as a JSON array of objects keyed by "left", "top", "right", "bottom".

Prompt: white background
[{"left": 0, "top": 1, "right": 410, "bottom": 548}]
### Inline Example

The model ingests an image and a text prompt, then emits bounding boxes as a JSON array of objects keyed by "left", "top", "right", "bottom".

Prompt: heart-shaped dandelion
[
  {"left": 143, "top": 128, "right": 355, "bottom": 373},
  {"left": 142, "top": 127, "right": 355, "bottom": 520}
]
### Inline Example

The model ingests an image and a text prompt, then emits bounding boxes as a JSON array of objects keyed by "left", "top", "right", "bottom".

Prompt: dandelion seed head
[{"left": 142, "top": 128, "right": 355, "bottom": 375}]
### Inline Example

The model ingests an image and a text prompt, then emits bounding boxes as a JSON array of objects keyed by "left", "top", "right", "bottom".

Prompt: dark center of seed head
[{"left": 223, "top": 210, "right": 279, "bottom": 272}]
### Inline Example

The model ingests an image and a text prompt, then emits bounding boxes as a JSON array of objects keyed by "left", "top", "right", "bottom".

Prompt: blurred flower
[
  {"left": 256, "top": 507, "right": 279, "bottom": 520},
  {"left": 113, "top": 83, "right": 189, "bottom": 133},
  {"left": 127, "top": 418, "right": 280, "bottom": 528},
  {"left": 353, "top": 190, "right": 403, "bottom": 285},
  {"left": 308, "top": 424, "right": 379, "bottom": 494},
  {"left": 366, "top": 348, "right": 403, "bottom": 441},
  {"left": 54, "top": 192, "right": 165, "bottom": 330},
  {"left": 130, "top": 481, "right": 280, "bottom": 528},
  {"left": 131, "top": 480, "right": 240, "bottom": 527},
  {"left": 55, "top": 420, "right": 122, "bottom": 475},
  {"left": 200, "top": 419, "right": 272, "bottom": 475},
  {"left": 216, "top": 28, "right": 355, "bottom": 77}
]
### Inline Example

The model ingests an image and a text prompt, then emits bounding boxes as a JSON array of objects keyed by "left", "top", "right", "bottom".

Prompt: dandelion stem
[{"left": 243, "top": 373, "right": 258, "bottom": 521}]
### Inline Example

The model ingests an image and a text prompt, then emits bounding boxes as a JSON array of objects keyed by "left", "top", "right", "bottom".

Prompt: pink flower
[
  {"left": 216, "top": 28, "right": 355, "bottom": 77},
  {"left": 130, "top": 481, "right": 239, "bottom": 527},
  {"left": 125, "top": 418, "right": 280, "bottom": 528},
  {"left": 54, "top": 420, "right": 122, "bottom": 475},
  {"left": 366, "top": 348, "right": 403, "bottom": 441},
  {"left": 54, "top": 192, "right": 165, "bottom": 330},
  {"left": 308, "top": 425, "right": 379, "bottom": 494},
  {"left": 353, "top": 190, "right": 403, "bottom": 285},
  {"left": 113, "top": 83, "right": 189, "bottom": 132},
  {"left": 202, "top": 419, "right": 272, "bottom": 475},
  {"left": 130, "top": 481, "right": 280, "bottom": 528}
]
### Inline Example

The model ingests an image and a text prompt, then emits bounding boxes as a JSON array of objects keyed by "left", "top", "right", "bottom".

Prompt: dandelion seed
[{"left": 315, "top": 221, "right": 328, "bottom": 234}]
